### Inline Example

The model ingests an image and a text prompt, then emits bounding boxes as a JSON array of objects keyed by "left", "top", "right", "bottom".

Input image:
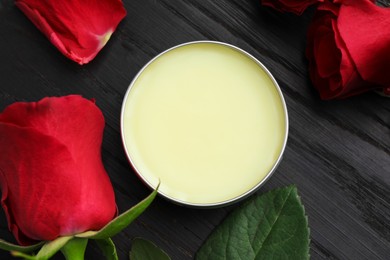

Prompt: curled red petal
[
  {"left": 306, "top": 5, "right": 345, "bottom": 99},
  {"left": 15, "top": 0, "right": 127, "bottom": 64},
  {"left": 313, "top": 24, "right": 340, "bottom": 79}
]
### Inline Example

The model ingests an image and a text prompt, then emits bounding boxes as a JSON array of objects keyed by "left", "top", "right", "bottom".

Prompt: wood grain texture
[{"left": 0, "top": 0, "right": 389, "bottom": 259}]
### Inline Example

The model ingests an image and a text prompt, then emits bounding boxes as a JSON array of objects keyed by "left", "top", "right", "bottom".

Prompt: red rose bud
[
  {"left": 306, "top": 0, "right": 390, "bottom": 99},
  {"left": 15, "top": 0, "right": 127, "bottom": 65},
  {"left": 0, "top": 95, "right": 116, "bottom": 245},
  {"left": 261, "top": 0, "right": 324, "bottom": 15}
]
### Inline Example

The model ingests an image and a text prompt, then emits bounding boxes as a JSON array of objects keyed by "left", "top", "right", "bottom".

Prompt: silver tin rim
[{"left": 120, "top": 40, "right": 289, "bottom": 208}]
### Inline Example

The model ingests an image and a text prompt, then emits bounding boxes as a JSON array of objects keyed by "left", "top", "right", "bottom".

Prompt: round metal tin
[{"left": 120, "top": 41, "right": 289, "bottom": 208}]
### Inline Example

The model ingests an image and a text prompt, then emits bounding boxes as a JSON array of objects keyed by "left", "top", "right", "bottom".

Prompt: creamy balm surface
[{"left": 122, "top": 42, "right": 287, "bottom": 206}]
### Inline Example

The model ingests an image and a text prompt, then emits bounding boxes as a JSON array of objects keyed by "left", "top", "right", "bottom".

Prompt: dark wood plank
[{"left": 0, "top": 0, "right": 389, "bottom": 259}]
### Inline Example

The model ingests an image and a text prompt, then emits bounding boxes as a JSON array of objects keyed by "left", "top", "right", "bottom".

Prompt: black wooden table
[{"left": 0, "top": 0, "right": 389, "bottom": 259}]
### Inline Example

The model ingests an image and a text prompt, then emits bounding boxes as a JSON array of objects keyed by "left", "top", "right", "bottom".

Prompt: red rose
[
  {"left": 0, "top": 95, "right": 116, "bottom": 245},
  {"left": 261, "top": 0, "right": 323, "bottom": 15},
  {"left": 15, "top": 0, "right": 127, "bottom": 65},
  {"left": 306, "top": 0, "right": 390, "bottom": 99}
]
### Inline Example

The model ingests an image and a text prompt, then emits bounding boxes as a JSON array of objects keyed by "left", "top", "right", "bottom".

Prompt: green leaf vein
[{"left": 254, "top": 187, "right": 293, "bottom": 257}]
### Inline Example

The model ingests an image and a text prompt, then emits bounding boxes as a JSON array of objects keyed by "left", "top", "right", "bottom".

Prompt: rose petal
[
  {"left": 0, "top": 124, "right": 80, "bottom": 243},
  {"left": 338, "top": 0, "right": 390, "bottom": 86},
  {"left": 313, "top": 25, "right": 340, "bottom": 79},
  {"left": 15, "top": 0, "right": 126, "bottom": 64},
  {"left": 0, "top": 95, "right": 105, "bottom": 165}
]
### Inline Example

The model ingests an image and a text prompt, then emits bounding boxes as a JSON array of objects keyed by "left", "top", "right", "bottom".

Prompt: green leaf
[
  {"left": 0, "top": 239, "right": 44, "bottom": 253},
  {"left": 35, "top": 236, "right": 73, "bottom": 260},
  {"left": 76, "top": 186, "right": 159, "bottom": 240},
  {"left": 95, "top": 238, "right": 118, "bottom": 260},
  {"left": 196, "top": 186, "right": 310, "bottom": 260},
  {"left": 61, "top": 238, "right": 88, "bottom": 260},
  {"left": 129, "top": 238, "right": 170, "bottom": 260},
  {"left": 12, "top": 236, "right": 73, "bottom": 260}
]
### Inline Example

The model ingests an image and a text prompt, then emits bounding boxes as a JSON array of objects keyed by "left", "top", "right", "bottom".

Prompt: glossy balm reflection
[{"left": 121, "top": 42, "right": 288, "bottom": 207}]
